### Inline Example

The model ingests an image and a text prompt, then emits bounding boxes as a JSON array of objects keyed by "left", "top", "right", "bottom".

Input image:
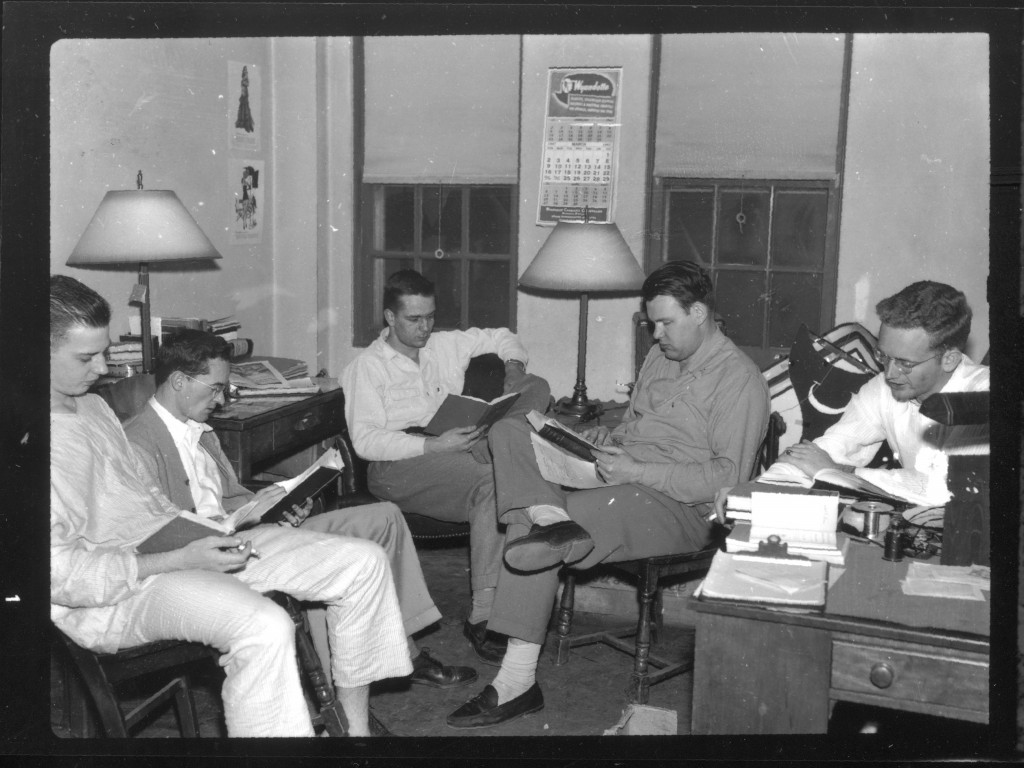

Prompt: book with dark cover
[
  {"left": 536, "top": 422, "right": 597, "bottom": 462},
  {"left": 136, "top": 512, "right": 232, "bottom": 555},
  {"left": 242, "top": 466, "right": 341, "bottom": 528},
  {"left": 424, "top": 391, "right": 521, "bottom": 436}
]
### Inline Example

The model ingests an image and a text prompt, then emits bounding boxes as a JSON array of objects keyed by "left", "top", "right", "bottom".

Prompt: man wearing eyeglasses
[
  {"left": 124, "top": 329, "right": 478, "bottom": 731},
  {"left": 716, "top": 280, "right": 988, "bottom": 515}
]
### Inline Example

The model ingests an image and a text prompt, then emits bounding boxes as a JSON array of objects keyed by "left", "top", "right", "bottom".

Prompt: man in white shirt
[
  {"left": 716, "top": 280, "right": 989, "bottom": 517},
  {"left": 50, "top": 276, "right": 411, "bottom": 737},
  {"left": 340, "top": 270, "right": 551, "bottom": 666},
  {"left": 124, "top": 330, "right": 478, "bottom": 730}
]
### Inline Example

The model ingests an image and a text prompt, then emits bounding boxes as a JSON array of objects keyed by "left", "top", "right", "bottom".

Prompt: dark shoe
[
  {"left": 446, "top": 683, "right": 544, "bottom": 729},
  {"left": 462, "top": 620, "right": 507, "bottom": 666},
  {"left": 408, "top": 647, "right": 478, "bottom": 689},
  {"left": 368, "top": 708, "right": 393, "bottom": 737},
  {"left": 503, "top": 521, "right": 594, "bottom": 573}
]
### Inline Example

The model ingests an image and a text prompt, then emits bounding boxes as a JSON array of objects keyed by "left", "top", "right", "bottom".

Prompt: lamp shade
[
  {"left": 519, "top": 221, "right": 645, "bottom": 292},
  {"left": 67, "top": 190, "right": 222, "bottom": 266}
]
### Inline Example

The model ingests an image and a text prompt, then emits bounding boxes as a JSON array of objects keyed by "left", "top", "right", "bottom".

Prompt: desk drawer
[
  {"left": 273, "top": 396, "right": 346, "bottom": 452},
  {"left": 831, "top": 637, "right": 988, "bottom": 718}
]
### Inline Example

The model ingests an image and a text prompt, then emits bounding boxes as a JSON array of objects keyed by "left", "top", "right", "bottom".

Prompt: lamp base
[{"left": 553, "top": 396, "right": 604, "bottom": 423}]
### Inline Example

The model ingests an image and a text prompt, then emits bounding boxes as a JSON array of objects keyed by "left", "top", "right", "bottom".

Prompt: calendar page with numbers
[{"left": 538, "top": 68, "right": 622, "bottom": 225}]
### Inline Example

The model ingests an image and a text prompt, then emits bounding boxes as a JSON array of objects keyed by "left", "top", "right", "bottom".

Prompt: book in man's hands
[
  {"left": 525, "top": 409, "right": 608, "bottom": 489},
  {"left": 136, "top": 448, "right": 345, "bottom": 555},
  {"left": 423, "top": 391, "right": 521, "bottom": 436},
  {"left": 756, "top": 460, "right": 909, "bottom": 506}
]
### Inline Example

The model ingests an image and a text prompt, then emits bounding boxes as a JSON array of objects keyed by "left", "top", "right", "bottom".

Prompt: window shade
[
  {"left": 655, "top": 34, "right": 845, "bottom": 179},
  {"left": 364, "top": 36, "right": 520, "bottom": 184}
]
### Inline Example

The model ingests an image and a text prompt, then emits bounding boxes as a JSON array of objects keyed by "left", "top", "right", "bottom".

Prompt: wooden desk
[
  {"left": 207, "top": 387, "right": 346, "bottom": 483},
  {"left": 690, "top": 541, "right": 989, "bottom": 734}
]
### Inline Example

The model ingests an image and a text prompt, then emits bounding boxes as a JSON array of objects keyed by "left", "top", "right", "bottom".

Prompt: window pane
[
  {"left": 666, "top": 189, "right": 713, "bottom": 265},
  {"left": 772, "top": 190, "right": 828, "bottom": 269},
  {"left": 383, "top": 187, "right": 415, "bottom": 252},
  {"left": 468, "top": 261, "right": 510, "bottom": 328},
  {"left": 422, "top": 186, "right": 463, "bottom": 254},
  {"left": 714, "top": 270, "right": 766, "bottom": 347},
  {"left": 420, "top": 259, "right": 461, "bottom": 328},
  {"left": 718, "top": 190, "right": 769, "bottom": 266},
  {"left": 470, "top": 188, "right": 512, "bottom": 254},
  {"left": 768, "top": 272, "right": 822, "bottom": 347}
]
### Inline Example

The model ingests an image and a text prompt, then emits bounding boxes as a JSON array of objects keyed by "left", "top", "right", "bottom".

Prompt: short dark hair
[
  {"left": 154, "top": 329, "right": 232, "bottom": 387},
  {"left": 384, "top": 269, "right": 435, "bottom": 314},
  {"left": 641, "top": 260, "right": 715, "bottom": 313},
  {"left": 50, "top": 275, "right": 111, "bottom": 349},
  {"left": 875, "top": 281, "right": 972, "bottom": 352}
]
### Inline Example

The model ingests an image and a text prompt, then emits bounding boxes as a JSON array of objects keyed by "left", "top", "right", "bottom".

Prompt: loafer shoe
[
  {"left": 408, "top": 647, "right": 478, "bottom": 689},
  {"left": 462, "top": 620, "right": 507, "bottom": 666},
  {"left": 446, "top": 683, "right": 544, "bottom": 729},
  {"left": 503, "top": 521, "right": 594, "bottom": 573}
]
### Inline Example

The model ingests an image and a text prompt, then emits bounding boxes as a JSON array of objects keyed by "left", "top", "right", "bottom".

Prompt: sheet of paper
[
  {"left": 529, "top": 432, "right": 606, "bottom": 489},
  {"left": 901, "top": 579, "right": 986, "bottom": 601}
]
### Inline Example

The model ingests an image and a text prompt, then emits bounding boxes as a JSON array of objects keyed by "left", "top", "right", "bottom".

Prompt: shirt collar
[{"left": 150, "top": 397, "right": 212, "bottom": 444}]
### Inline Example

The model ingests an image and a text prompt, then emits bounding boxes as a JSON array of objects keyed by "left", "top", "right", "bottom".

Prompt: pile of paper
[{"left": 901, "top": 562, "right": 990, "bottom": 601}]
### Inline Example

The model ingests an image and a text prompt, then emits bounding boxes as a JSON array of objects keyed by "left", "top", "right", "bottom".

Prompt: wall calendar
[{"left": 538, "top": 67, "right": 622, "bottom": 225}]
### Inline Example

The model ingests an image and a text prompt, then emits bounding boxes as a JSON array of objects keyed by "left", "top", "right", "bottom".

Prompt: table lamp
[
  {"left": 519, "top": 218, "right": 645, "bottom": 419},
  {"left": 67, "top": 173, "right": 222, "bottom": 373}
]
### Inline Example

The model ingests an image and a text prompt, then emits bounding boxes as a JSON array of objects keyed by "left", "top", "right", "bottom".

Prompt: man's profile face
[
  {"left": 875, "top": 324, "right": 956, "bottom": 403},
  {"left": 385, "top": 294, "right": 436, "bottom": 354},
  {"left": 50, "top": 324, "right": 110, "bottom": 399},
  {"left": 646, "top": 294, "right": 704, "bottom": 363},
  {"left": 177, "top": 358, "right": 230, "bottom": 423}
]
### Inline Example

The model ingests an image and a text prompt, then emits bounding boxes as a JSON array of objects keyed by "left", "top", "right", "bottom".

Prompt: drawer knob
[
  {"left": 869, "top": 662, "right": 895, "bottom": 689},
  {"left": 295, "top": 412, "right": 319, "bottom": 432}
]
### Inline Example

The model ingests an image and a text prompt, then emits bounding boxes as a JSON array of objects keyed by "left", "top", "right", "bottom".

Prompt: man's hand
[
  {"left": 593, "top": 445, "right": 643, "bottom": 485},
  {"left": 781, "top": 441, "right": 840, "bottom": 478},
  {"left": 425, "top": 425, "right": 484, "bottom": 454},
  {"left": 578, "top": 424, "right": 613, "bottom": 446},
  {"left": 502, "top": 360, "right": 527, "bottom": 394},
  {"left": 713, "top": 486, "right": 734, "bottom": 524},
  {"left": 279, "top": 497, "right": 315, "bottom": 528}
]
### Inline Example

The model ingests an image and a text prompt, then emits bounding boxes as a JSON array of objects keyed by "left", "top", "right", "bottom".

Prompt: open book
[
  {"left": 525, "top": 410, "right": 608, "bottom": 489},
  {"left": 756, "top": 460, "right": 909, "bottom": 506},
  {"left": 136, "top": 448, "right": 344, "bottom": 555},
  {"left": 424, "top": 391, "right": 521, "bottom": 436},
  {"left": 698, "top": 550, "right": 828, "bottom": 607}
]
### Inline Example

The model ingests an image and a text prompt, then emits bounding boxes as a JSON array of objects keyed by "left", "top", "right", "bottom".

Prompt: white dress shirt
[
  {"left": 814, "top": 356, "right": 989, "bottom": 506},
  {"left": 149, "top": 397, "right": 225, "bottom": 518}
]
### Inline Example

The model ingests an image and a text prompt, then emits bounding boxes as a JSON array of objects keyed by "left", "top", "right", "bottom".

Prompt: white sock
[
  {"left": 527, "top": 504, "right": 570, "bottom": 526},
  {"left": 491, "top": 638, "right": 541, "bottom": 704},
  {"left": 468, "top": 587, "right": 495, "bottom": 626}
]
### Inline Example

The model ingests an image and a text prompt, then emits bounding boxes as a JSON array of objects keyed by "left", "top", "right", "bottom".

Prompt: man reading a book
[
  {"left": 714, "top": 280, "right": 989, "bottom": 518},
  {"left": 446, "top": 260, "right": 770, "bottom": 728},
  {"left": 124, "top": 330, "right": 478, "bottom": 707},
  {"left": 50, "top": 276, "right": 411, "bottom": 737},
  {"left": 340, "top": 269, "right": 552, "bottom": 666}
]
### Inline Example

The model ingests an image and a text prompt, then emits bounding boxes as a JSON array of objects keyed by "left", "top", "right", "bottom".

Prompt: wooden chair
[
  {"left": 57, "top": 374, "right": 347, "bottom": 737},
  {"left": 551, "top": 411, "right": 785, "bottom": 705}
]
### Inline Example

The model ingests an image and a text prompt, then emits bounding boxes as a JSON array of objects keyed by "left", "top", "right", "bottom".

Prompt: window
[
  {"left": 650, "top": 178, "right": 840, "bottom": 368},
  {"left": 354, "top": 183, "right": 518, "bottom": 345}
]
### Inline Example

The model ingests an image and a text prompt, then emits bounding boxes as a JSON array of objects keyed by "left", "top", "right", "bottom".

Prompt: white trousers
[{"left": 109, "top": 526, "right": 411, "bottom": 736}]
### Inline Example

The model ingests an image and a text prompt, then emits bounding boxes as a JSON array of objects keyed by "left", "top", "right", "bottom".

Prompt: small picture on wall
[
  {"left": 231, "top": 159, "right": 264, "bottom": 244},
  {"left": 229, "top": 61, "right": 260, "bottom": 151}
]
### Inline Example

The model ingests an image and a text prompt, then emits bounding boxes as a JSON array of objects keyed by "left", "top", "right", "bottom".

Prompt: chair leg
[
  {"left": 627, "top": 561, "right": 660, "bottom": 705},
  {"left": 173, "top": 677, "right": 200, "bottom": 737},
  {"left": 554, "top": 570, "right": 576, "bottom": 666},
  {"left": 280, "top": 596, "right": 346, "bottom": 737}
]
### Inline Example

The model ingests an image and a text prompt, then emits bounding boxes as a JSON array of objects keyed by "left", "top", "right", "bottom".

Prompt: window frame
[
  {"left": 647, "top": 176, "right": 841, "bottom": 368},
  {"left": 353, "top": 182, "right": 519, "bottom": 347}
]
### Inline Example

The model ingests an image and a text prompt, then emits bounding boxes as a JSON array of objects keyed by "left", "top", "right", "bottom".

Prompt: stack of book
[
  {"left": 122, "top": 315, "right": 252, "bottom": 361},
  {"left": 249, "top": 355, "right": 308, "bottom": 379},
  {"left": 104, "top": 339, "right": 145, "bottom": 378}
]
